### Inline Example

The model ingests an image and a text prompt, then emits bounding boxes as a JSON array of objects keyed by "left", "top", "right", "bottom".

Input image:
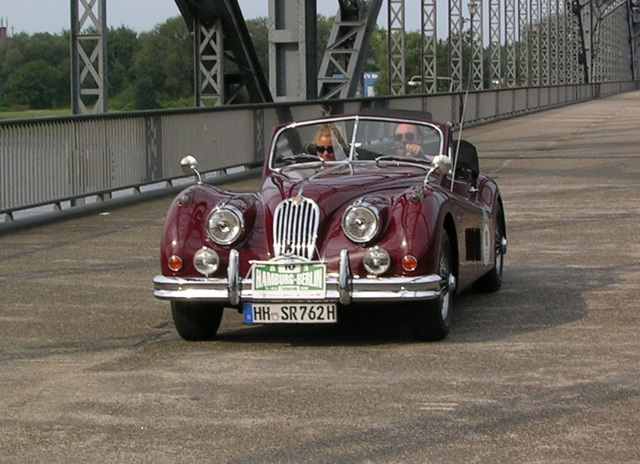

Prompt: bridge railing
[{"left": 1, "top": 81, "right": 637, "bottom": 224}]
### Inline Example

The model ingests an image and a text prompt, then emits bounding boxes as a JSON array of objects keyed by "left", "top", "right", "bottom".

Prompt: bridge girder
[
  {"left": 317, "top": 0, "right": 383, "bottom": 99},
  {"left": 70, "top": 0, "right": 637, "bottom": 110},
  {"left": 175, "top": 0, "right": 272, "bottom": 105},
  {"left": 574, "top": 0, "right": 635, "bottom": 82}
]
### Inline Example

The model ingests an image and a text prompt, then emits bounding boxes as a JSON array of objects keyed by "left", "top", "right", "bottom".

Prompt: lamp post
[{"left": 468, "top": 1, "right": 478, "bottom": 21}]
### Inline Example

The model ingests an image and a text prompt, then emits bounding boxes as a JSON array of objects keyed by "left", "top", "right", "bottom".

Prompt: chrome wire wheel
[
  {"left": 410, "top": 232, "right": 453, "bottom": 341},
  {"left": 474, "top": 205, "right": 506, "bottom": 293},
  {"left": 438, "top": 246, "right": 454, "bottom": 322}
]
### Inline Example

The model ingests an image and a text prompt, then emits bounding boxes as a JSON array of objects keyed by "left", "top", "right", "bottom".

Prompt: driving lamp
[
  {"left": 193, "top": 247, "right": 220, "bottom": 276},
  {"left": 363, "top": 247, "right": 391, "bottom": 275}
]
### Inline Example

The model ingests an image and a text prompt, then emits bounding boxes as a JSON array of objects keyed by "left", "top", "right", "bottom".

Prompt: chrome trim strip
[{"left": 153, "top": 273, "right": 443, "bottom": 303}]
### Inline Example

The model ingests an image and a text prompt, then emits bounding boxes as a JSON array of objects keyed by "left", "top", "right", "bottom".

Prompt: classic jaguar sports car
[{"left": 153, "top": 110, "right": 507, "bottom": 341}]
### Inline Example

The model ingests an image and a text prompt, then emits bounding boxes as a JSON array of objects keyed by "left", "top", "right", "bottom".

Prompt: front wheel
[
  {"left": 171, "top": 301, "right": 224, "bottom": 341},
  {"left": 473, "top": 205, "right": 506, "bottom": 293},
  {"left": 410, "top": 233, "right": 454, "bottom": 341}
]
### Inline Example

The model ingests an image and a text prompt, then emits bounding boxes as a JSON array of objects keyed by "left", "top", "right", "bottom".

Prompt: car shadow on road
[
  {"left": 449, "top": 264, "right": 604, "bottom": 343},
  {"left": 208, "top": 264, "right": 606, "bottom": 347},
  {"left": 215, "top": 304, "right": 417, "bottom": 346}
]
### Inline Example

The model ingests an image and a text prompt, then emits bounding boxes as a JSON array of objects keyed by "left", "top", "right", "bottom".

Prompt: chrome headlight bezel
[
  {"left": 207, "top": 205, "right": 244, "bottom": 245},
  {"left": 342, "top": 203, "right": 380, "bottom": 243}
]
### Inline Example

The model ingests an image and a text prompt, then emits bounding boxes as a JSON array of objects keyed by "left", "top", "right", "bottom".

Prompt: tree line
[{"left": 0, "top": 15, "right": 460, "bottom": 113}]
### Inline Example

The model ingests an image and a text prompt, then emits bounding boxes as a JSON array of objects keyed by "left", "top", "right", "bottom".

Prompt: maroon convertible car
[{"left": 153, "top": 110, "right": 507, "bottom": 341}]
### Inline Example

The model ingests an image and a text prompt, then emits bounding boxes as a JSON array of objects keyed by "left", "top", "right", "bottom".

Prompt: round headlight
[
  {"left": 207, "top": 206, "right": 243, "bottom": 245},
  {"left": 342, "top": 204, "right": 380, "bottom": 243},
  {"left": 363, "top": 247, "right": 391, "bottom": 275},
  {"left": 193, "top": 247, "right": 220, "bottom": 276}
]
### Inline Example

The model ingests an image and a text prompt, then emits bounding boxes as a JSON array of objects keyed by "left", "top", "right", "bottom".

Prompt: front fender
[
  {"left": 318, "top": 185, "right": 451, "bottom": 277},
  {"left": 160, "top": 185, "right": 259, "bottom": 277}
]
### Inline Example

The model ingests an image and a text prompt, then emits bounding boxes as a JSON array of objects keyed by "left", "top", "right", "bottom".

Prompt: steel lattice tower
[
  {"left": 71, "top": 0, "right": 108, "bottom": 114},
  {"left": 489, "top": 0, "right": 502, "bottom": 88},
  {"left": 388, "top": 0, "right": 406, "bottom": 95},
  {"left": 421, "top": 0, "right": 438, "bottom": 93}
]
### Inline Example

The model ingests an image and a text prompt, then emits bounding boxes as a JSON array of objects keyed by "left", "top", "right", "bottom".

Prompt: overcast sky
[{"left": 0, "top": 0, "right": 397, "bottom": 35}]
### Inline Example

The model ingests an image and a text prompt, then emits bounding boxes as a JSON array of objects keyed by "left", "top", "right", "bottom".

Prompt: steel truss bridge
[
  {"left": 71, "top": 0, "right": 640, "bottom": 113},
  {"left": 1, "top": 1, "right": 638, "bottom": 225}
]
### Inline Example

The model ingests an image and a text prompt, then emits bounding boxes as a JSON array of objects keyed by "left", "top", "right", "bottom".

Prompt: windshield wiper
[
  {"left": 374, "top": 155, "right": 432, "bottom": 167},
  {"left": 282, "top": 153, "right": 325, "bottom": 165}
]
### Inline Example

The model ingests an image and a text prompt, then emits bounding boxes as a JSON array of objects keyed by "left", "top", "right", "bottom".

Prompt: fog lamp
[
  {"left": 168, "top": 255, "right": 183, "bottom": 272},
  {"left": 363, "top": 247, "right": 390, "bottom": 275},
  {"left": 193, "top": 247, "right": 220, "bottom": 276}
]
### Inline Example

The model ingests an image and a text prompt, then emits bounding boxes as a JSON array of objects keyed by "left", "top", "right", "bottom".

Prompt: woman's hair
[{"left": 314, "top": 124, "right": 334, "bottom": 143}]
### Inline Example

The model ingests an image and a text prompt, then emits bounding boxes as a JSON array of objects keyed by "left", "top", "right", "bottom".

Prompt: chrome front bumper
[{"left": 153, "top": 249, "right": 450, "bottom": 306}]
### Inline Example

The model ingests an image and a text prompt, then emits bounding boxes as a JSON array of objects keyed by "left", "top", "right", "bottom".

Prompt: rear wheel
[
  {"left": 410, "top": 233, "right": 454, "bottom": 341},
  {"left": 474, "top": 205, "right": 506, "bottom": 293},
  {"left": 171, "top": 301, "right": 224, "bottom": 341}
]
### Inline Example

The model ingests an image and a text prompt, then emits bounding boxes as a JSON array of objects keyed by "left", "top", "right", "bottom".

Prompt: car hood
[{"left": 262, "top": 162, "right": 429, "bottom": 214}]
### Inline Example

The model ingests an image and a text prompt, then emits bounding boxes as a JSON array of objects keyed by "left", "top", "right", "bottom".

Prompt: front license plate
[
  {"left": 252, "top": 261, "right": 326, "bottom": 299},
  {"left": 243, "top": 303, "right": 338, "bottom": 324}
]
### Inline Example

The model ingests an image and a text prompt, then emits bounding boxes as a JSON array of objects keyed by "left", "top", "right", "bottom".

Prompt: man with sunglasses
[{"left": 394, "top": 123, "right": 425, "bottom": 158}]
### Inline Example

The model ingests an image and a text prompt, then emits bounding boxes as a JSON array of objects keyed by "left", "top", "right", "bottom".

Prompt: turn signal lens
[
  {"left": 168, "top": 255, "right": 183, "bottom": 272},
  {"left": 402, "top": 255, "right": 418, "bottom": 272}
]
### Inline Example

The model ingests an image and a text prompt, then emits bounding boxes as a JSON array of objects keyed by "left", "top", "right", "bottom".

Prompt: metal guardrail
[{"left": 1, "top": 81, "right": 637, "bottom": 225}]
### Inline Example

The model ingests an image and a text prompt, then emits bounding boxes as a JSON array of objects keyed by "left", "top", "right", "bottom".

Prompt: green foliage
[
  {"left": 368, "top": 28, "right": 391, "bottom": 96},
  {"left": 246, "top": 17, "right": 269, "bottom": 76},
  {"left": 0, "top": 32, "right": 70, "bottom": 109},
  {"left": 132, "top": 18, "right": 193, "bottom": 110},
  {"left": 0, "top": 18, "right": 196, "bottom": 112},
  {"left": 108, "top": 26, "right": 140, "bottom": 97},
  {"left": 0, "top": 14, "right": 480, "bottom": 113},
  {"left": 4, "top": 61, "right": 67, "bottom": 109}
]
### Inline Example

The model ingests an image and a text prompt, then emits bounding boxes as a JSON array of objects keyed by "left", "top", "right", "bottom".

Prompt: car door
[{"left": 443, "top": 142, "right": 490, "bottom": 289}]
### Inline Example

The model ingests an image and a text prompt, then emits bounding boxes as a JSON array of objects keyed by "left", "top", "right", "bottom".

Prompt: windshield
[{"left": 270, "top": 116, "right": 444, "bottom": 169}]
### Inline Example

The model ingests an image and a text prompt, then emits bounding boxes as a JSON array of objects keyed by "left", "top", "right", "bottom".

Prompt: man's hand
[{"left": 404, "top": 143, "right": 424, "bottom": 157}]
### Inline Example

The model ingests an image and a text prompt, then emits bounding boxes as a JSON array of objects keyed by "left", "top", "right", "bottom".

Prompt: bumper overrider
[{"left": 153, "top": 249, "right": 452, "bottom": 306}]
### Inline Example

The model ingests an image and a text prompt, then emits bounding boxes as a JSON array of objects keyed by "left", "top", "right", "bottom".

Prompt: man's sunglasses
[
  {"left": 394, "top": 132, "right": 416, "bottom": 142},
  {"left": 316, "top": 145, "right": 334, "bottom": 154}
]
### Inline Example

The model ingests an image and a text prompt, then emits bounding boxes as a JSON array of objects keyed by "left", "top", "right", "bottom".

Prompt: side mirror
[
  {"left": 424, "top": 154, "right": 452, "bottom": 187},
  {"left": 432, "top": 154, "right": 452, "bottom": 174},
  {"left": 180, "top": 155, "right": 203, "bottom": 184}
]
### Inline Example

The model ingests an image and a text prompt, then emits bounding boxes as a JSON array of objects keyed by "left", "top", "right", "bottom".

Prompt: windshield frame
[{"left": 267, "top": 115, "right": 446, "bottom": 171}]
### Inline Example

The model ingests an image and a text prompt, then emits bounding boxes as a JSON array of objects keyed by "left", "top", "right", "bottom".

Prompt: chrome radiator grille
[{"left": 273, "top": 196, "right": 320, "bottom": 260}]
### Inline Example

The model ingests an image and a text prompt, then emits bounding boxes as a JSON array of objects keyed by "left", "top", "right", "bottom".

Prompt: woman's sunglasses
[
  {"left": 316, "top": 145, "right": 334, "bottom": 154},
  {"left": 394, "top": 132, "right": 416, "bottom": 142}
]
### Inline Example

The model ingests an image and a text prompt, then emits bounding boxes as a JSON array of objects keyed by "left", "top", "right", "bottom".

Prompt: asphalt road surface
[{"left": 1, "top": 91, "right": 639, "bottom": 463}]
